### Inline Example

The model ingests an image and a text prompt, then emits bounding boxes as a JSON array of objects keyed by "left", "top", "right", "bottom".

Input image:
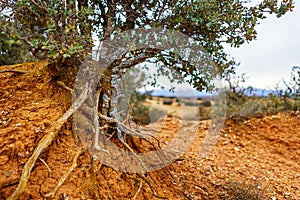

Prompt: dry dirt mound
[{"left": 0, "top": 62, "right": 299, "bottom": 199}]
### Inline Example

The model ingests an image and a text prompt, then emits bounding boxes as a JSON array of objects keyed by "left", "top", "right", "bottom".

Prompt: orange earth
[{"left": 0, "top": 62, "right": 299, "bottom": 199}]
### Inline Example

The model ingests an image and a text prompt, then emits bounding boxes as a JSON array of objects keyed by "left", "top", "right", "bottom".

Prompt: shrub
[
  {"left": 130, "top": 95, "right": 151, "bottom": 125},
  {"left": 163, "top": 100, "right": 173, "bottom": 105},
  {"left": 184, "top": 101, "right": 198, "bottom": 106},
  {"left": 201, "top": 100, "right": 212, "bottom": 107},
  {"left": 199, "top": 105, "right": 211, "bottom": 120},
  {"left": 291, "top": 98, "right": 300, "bottom": 111},
  {"left": 149, "top": 106, "right": 166, "bottom": 123}
]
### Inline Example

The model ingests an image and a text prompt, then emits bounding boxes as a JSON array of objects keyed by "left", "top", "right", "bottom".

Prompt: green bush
[
  {"left": 199, "top": 105, "right": 211, "bottom": 120},
  {"left": 201, "top": 100, "right": 212, "bottom": 107},
  {"left": 184, "top": 101, "right": 198, "bottom": 106},
  {"left": 163, "top": 100, "right": 173, "bottom": 105},
  {"left": 224, "top": 93, "right": 300, "bottom": 119},
  {"left": 130, "top": 92, "right": 151, "bottom": 125},
  {"left": 149, "top": 107, "right": 166, "bottom": 123},
  {"left": 291, "top": 98, "right": 300, "bottom": 111}
]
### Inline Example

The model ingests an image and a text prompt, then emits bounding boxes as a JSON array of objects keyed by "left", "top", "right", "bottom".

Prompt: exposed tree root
[
  {"left": 7, "top": 83, "right": 90, "bottom": 200},
  {"left": 133, "top": 178, "right": 143, "bottom": 200},
  {"left": 97, "top": 111, "right": 174, "bottom": 175},
  {"left": 38, "top": 158, "right": 52, "bottom": 173},
  {"left": 0, "top": 177, "right": 19, "bottom": 191},
  {"left": 44, "top": 149, "right": 83, "bottom": 198},
  {"left": 0, "top": 69, "right": 26, "bottom": 74},
  {"left": 93, "top": 86, "right": 109, "bottom": 153},
  {"left": 136, "top": 173, "right": 168, "bottom": 200},
  {"left": 126, "top": 174, "right": 143, "bottom": 200},
  {"left": 126, "top": 173, "right": 168, "bottom": 200},
  {"left": 56, "top": 80, "right": 73, "bottom": 93},
  {"left": 117, "top": 129, "right": 148, "bottom": 172},
  {"left": 5, "top": 63, "right": 173, "bottom": 199},
  {"left": 97, "top": 110, "right": 174, "bottom": 178}
]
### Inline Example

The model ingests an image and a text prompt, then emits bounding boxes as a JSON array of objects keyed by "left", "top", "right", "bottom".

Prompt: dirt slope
[{"left": 0, "top": 62, "right": 299, "bottom": 199}]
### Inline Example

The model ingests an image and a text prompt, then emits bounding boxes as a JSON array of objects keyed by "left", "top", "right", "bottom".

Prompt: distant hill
[
  {"left": 243, "top": 88, "right": 276, "bottom": 97},
  {"left": 146, "top": 87, "right": 276, "bottom": 98},
  {"left": 150, "top": 89, "right": 211, "bottom": 98}
]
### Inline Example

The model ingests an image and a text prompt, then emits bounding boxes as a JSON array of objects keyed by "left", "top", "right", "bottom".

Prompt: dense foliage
[
  {"left": 0, "top": 16, "right": 34, "bottom": 65},
  {"left": 0, "top": 0, "right": 294, "bottom": 90}
]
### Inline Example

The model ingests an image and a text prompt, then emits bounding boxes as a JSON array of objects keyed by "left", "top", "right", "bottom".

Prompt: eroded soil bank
[{"left": 0, "top": 62, "right": 299, "bottom": 199}]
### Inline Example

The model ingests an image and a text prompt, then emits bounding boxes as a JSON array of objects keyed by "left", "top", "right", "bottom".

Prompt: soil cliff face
[{"left": 0, "top": 62, "right": 299, "bottom": 199}]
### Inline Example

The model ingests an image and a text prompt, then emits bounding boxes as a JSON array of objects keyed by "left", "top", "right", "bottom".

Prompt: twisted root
[{"left": 7, "top": 83, "right": 90, "bottom": 200}]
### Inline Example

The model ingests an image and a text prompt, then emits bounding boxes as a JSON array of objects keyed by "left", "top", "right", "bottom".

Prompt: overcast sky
[
  {"left": 92, "top": 1, "right": 300, "bottom": 91},
  {"left": 224, "top": 0, "right": 300, "bottom": 89}
]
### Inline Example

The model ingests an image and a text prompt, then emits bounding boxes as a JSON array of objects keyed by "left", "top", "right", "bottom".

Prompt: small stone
[
  {"left": 195, "top": 186, "right": 201, "bottom": 190},
  {"left": 34, "top": 127, "right": 41, "bottom": 133},
  {"left": 17, "top": 152, "right": 26, "bottom": 158},
  {"left": 1, "top": 110, "right": 10, "bottom": 116},
  {"left": 2, "top": 171, "right": 11, "bottom": 177}
]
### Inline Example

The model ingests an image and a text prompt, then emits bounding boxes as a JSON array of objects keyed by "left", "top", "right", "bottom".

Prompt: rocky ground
[{"left": 0, "top": 62, "right": 299, "bottom": 199}]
